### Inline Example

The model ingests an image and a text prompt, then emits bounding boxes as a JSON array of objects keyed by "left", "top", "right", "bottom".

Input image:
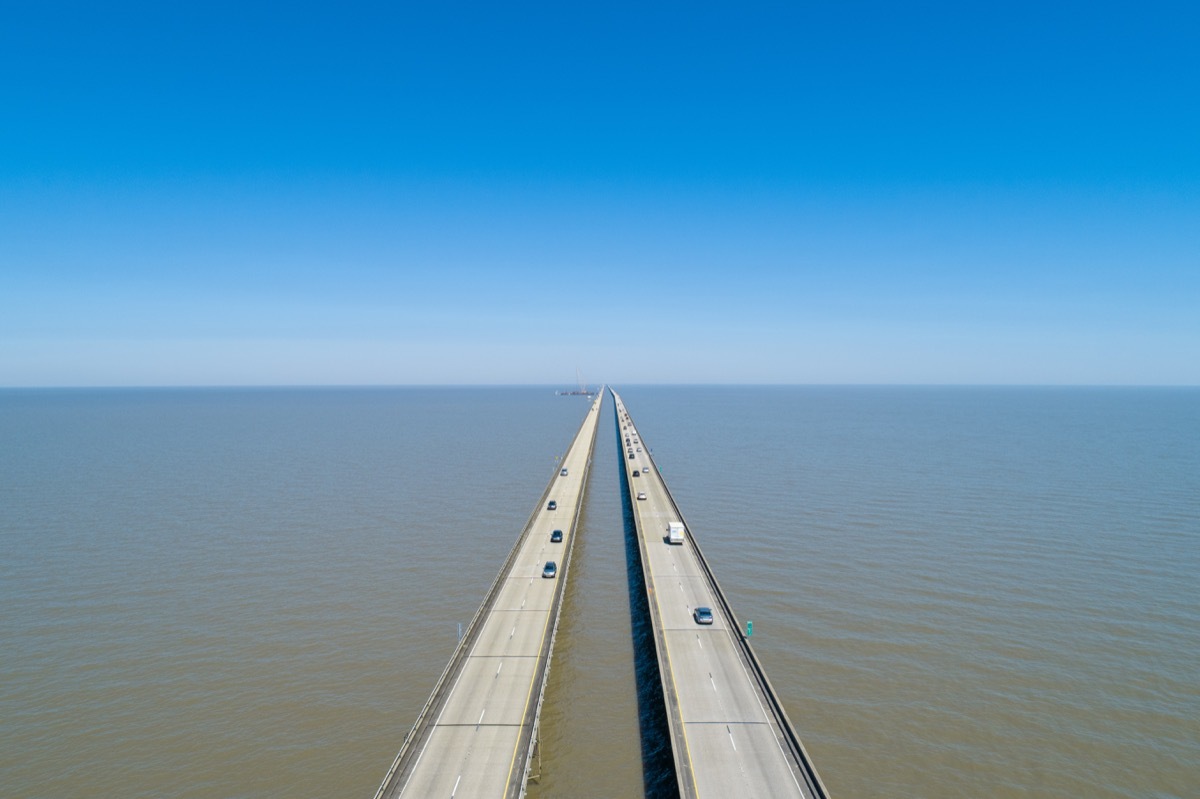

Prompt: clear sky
[{"left": 2, "top": 1, "right": 1197, "bottom": 386}]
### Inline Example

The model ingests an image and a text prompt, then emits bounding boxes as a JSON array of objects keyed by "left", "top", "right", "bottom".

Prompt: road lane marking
[
  {"left": 496, "top": 662, "right": 503, "bottom": 678},
  {"left": 451, "top": 774, "right": 462, "bottom": 797},
  {"left": 476, "top": 709, "right": 486, "bottom": 728}
]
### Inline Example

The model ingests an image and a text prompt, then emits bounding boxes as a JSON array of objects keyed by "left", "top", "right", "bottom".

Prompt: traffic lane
[
  {"left": 471, "top": 609, "right": 552, "bottom": 657},
  {"left": 398, "top": 723, "right": 519, "bottom": 798},
  {"left": 635, "top": 509, "right": 724, "bottom": 630},
  {"left": 507, "top": 553, "right": 559, "bottom": 582},
  {"left": 652, "top": 570, "right": 722, "bottom": 630},
  {"left": 686, "top": 722, "right": 809, "bottom": 799},
  {"left": 665, "top": 629, "right": 769, "bottom": 724},
  {"left": 435, "top": 652, "right": 541, "bottom": 726},
  {"left": 506, "top": 530, "right": 565, "bottom": 581},
  {"left": 492, "top": 561, "right": 558, "bottom": 609}
]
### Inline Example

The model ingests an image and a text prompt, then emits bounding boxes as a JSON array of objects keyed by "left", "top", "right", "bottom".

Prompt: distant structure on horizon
[{"left": 557, "top": 368, "right": 598, "bottom": 396}]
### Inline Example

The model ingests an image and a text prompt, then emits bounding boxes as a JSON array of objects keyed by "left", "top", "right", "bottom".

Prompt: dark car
[
  {"left": 542, "top": 561, "right": 558, "bottom": 578},
  {"left": 632, "top": 470, "right": 640, "bottom": 477},
  {"left": 547, "top": 500, "right": 557, "bottom": 510},
  {"left": 551, "top": 529, "right": 563, "bottom": 543},
  {"left": 693, "top": 607, "right": 714, "bottom": 625}
]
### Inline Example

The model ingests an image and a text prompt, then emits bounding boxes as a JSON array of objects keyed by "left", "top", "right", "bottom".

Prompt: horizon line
[{"left": 1, "top": 382, "right": 1197, "bottom": 390}]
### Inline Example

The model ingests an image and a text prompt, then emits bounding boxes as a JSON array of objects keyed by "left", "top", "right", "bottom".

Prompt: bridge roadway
[
  {"left": 374, "top": 393, "right": 602, "bottom": 799},
  {"left": 612, "top": 389, "right": 829, "bottom": 799}
]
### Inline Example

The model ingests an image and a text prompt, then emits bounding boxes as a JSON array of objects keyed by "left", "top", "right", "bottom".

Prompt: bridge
[
  {"left": 372, "top": 393, "right": 602, "bottom": 799},
  {"left": 612, "top": 388, "right": 829, "bottom": 799},
  {"left": 373, "top": 388, "right": 829, "bottom": 797}
]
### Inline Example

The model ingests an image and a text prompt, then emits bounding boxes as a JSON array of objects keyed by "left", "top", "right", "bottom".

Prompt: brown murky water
[{"left": 3, "top": 387, "right": 1197, "bottom": 798}]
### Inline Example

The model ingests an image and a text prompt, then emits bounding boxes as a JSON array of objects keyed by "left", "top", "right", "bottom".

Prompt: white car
[{"left": 637, "top": 492, "right": 647, "bottom": 500}]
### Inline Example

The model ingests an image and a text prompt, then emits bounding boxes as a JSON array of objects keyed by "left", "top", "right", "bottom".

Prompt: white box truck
[{"left": 667, "top": 521, "right": 685, "bottom": 545}]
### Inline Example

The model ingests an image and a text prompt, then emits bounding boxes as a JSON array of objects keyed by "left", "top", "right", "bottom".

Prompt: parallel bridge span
[
  {"left": 373, "top": 392, "right": 602, "bottom": 799},
  {"left": 612, "top": 388, "right": 830, "bottom": 799}
]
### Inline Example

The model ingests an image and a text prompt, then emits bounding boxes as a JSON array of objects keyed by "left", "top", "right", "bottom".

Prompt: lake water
[{"left": 2, "top": 386, "right": 1197, "bottom": 798}]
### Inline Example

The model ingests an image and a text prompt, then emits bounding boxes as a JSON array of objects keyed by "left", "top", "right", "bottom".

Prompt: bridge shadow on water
[{"left": 615, "top": 417, "right": 680, "bottom": 799}]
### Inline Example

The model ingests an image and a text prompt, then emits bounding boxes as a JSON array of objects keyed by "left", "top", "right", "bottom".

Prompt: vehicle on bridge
[
  {"left": 542, "top": 561, "right": 557, "bottom": 578},
  {"left": 667, "top": 521, "right": 685, "bottom": 545}
]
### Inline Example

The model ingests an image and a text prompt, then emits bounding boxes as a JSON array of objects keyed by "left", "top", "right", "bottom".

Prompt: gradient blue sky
[{"left": 2, "top": 1, "right": 1197, "bottom": 386}]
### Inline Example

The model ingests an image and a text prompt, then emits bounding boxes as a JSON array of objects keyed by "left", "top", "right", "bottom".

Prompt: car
[
  {"left": 542, "top": 561, "right": 558, "bottom": 578},
  {"left": 637, "top": 492, "right": 647, "bottom": 500},
  {"left": 693, "top": 607, "right": 714, "bottom": 625},
  {"left": 560, "top": 468, "right": 568, "bottom": 476},
  {"left": 547, "top": 500, "right": 557, "bottom": 510},
  {"left": 629, "top": 453, "right": 635, "bottom": 459},
  {"left": 637, "top": 447, "right": 642, "bottom": 452},
  {"left": 632, "top": 470, "right": 640, "bottom": 477},
  {"left": 551, "top": 529, "right": 563, "bottom": 542}
]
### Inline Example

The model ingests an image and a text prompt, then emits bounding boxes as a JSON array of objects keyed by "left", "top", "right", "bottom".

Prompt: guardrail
[{"left": 614, "top": 390, "right": 830, "bottom": 799}]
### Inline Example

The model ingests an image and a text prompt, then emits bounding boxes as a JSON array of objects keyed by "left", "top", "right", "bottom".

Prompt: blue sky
[{"left": 2, "top": 1, "right": 1197, "bottom": 385}]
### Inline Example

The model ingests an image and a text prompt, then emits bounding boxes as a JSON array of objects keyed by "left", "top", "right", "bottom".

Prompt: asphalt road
[
  {"left": 376, "top": 394, "right": 602, "bottom": 799},
  {"left": 613, "top": 390, "right": 822, "bottom": 799}
]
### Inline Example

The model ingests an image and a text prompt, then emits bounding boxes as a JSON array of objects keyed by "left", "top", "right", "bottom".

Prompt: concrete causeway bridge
[
  {"left": 373, "top": 393, "right": 602, "bottom": 799},
  {"left": 612, "top": 388, "right": 828, "bottom": 799},
  {"left": 373, "top": 388, "right": 828, "bottom": 798}
]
